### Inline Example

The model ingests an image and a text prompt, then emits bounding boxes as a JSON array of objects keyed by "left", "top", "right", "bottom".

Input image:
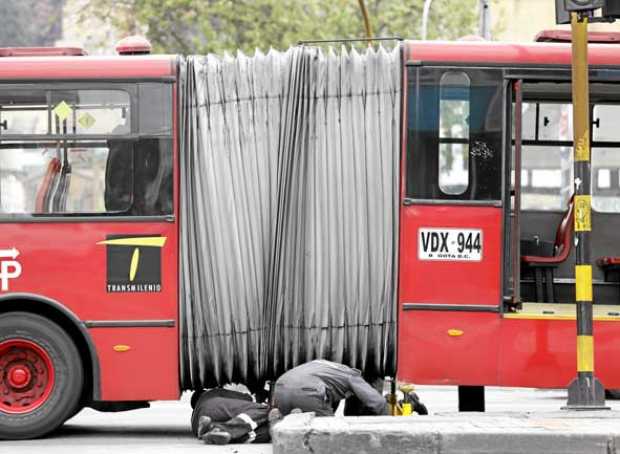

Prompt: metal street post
[
  {"left": 564, "top": 10, "right": 607, "bottom": 409},
  {"left": 421, "top": 0, "right": 433, "bottom": 40},
  {"left": 479, "top": 0, "right": 491, "bottom": 40}
]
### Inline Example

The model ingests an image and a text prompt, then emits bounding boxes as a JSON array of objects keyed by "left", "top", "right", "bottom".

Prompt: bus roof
[
  {"left": 405, "top": 39, "right": 620, "bottom": 67},
  {"left": 0, "top": 55, "right": 177, "bottom": 80},
  {"left": 4, "top": 40, "right": 620, "bottom": 82}
]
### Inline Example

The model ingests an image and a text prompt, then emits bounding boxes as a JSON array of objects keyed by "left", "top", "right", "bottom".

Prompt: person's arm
[{"left": 348, "top": 374, "right": 389, "bottom": 415}]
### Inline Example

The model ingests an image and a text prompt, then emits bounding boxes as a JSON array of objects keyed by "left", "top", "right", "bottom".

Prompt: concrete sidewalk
[{"left": 272, "top": 410, "right": 620, "bottom": 454}]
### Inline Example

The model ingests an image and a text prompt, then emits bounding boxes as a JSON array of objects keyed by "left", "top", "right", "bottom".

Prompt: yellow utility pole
[
  {"left": 564, "top": 10, "right": 607, "bottom": 410},
  {"left": 357, "top": 0, "right": 373, "bottom": 40}
]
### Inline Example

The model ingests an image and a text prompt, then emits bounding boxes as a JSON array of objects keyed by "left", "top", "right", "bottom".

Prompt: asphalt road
[{"left": 3, "top": 386, "right": 620, "bottom": 453}]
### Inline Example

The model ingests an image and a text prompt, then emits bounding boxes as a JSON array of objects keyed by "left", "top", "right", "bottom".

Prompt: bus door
[
  {"left": 398, "top": 66, "right": 507, "bottom": 385},
  {"left": 500, "top": 71, "right": 620, "bottom": 388}
]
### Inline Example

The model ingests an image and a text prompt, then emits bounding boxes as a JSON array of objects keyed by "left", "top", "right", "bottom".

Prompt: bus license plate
[{"left": 418, "top": 228, "right": 483, "bottom": 261}]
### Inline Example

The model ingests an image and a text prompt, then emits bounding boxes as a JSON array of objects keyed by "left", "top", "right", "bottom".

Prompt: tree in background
[
  {"left": 79, "top": 0, "right": 482, "bottom": 54},
  {"left": 0, "top": 0, "right": 64, "bottom": 47}
]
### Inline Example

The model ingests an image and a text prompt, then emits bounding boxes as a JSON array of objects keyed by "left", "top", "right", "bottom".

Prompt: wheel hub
[
  {"left": 0, "top": 339, "right": 54, "bottom": 414},
  {"left": 7, "top": 365, "right": 31, "bottom": 389}
]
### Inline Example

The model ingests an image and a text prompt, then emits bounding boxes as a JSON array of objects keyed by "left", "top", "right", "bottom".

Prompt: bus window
[
  {"left": 593, "top": 104, "right": 620, "bottom": 142},
  {"left": 518, "top": 100, "right": 620, "bottom": 213},
  {"left": 592, "top": 148, "right": 620, "bottom": 213},
  {"left": 538, "top": 103, "right": 573, "bottom": 141},
  {"left": 138, "top": 83, "right": 172, "bottom": 135},
  {"left": 438, "top": 72, "right": 470, "bottom": 195},
  {"left": 50, "top": 90, "right": 130, "bottom": 135},
  {"left": 0, "top": 89, "right": 131, "bottom": 137},
  {"left": 0, "top": 141, "right": 132, "bottom": 215},
  {"left": 407, "top": 67, "right": 503, "bottom": 201},
  {"left": 591, "top": 105, "right": 620, "bottom": 213},
  {"left": 517, "top": 102, "right": 573, "bottom": 211},
  {"left": 521, "top": 146, "right": 573, "bottom": 211},
  {"left": 0, "top": 90, "right": 49, "bottom": 135},
  {"left": 0, "top": 138, "right": 173, "bottom": 216},
  {"left": 105, "top": 138, "right": 173, "bottom": 216},
  {"left": 0, "top": 84, "right": 173, "bottom": 218}
]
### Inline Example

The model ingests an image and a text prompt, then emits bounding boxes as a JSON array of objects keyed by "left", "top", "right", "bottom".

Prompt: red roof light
[{"left": 116, "top": 36, "right": 152, "bottom": 55}]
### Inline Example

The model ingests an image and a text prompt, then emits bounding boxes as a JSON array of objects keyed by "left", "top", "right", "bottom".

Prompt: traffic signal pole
[{"left": 564, "top": 11, "right": 607, "bottom": 410}]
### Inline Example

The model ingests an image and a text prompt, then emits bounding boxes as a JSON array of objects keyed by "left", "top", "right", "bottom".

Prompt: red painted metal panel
[
  {"left": 498, "top": 319, "right": 574, "bottom": 388},
  {"left": 397, "top": 203, "right": 503, "bottom": 384},
  {"left": 0, "top": 56, "right": 175, "bottom": 80},
  {"left": 90, "top": 327, "right": 178, "bottom": 400},
  {"left": 0, "top": 220, "right": 180, "bottom": 399},
  {"left": 398, "top": 312, "right": 501, "bottom": 385},
  {"left": 499, "top": 319, "right": 620, "bottom": 389},
  {"left": 399, "top": 314, "right": 620, "bottom": 389},
  {"left": 398, "top": 205, "right": 502, "bottom": 307},
  {"left": 0, "top": 222, "right": 177, "bottom": 319},
  {"left": 591, "top": 322, "right": 620, "bottom": 389},
  {"left": 405, "top": 40, "right": 620, "bottom": 66}
]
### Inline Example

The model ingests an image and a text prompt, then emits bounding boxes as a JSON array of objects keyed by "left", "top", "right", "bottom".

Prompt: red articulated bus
[{"left": 2, "top": 34, "right": 620, "bottom": 438}]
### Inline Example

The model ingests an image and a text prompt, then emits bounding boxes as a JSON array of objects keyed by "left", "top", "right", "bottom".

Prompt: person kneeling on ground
[
  {"left": 192, "top": 361, "right": 428, "bottom": 444},
  {"left": 191, "top": 388, "right": 275, "bottom": 445},
  {"left": 271, "top": 359, "right": 427, "bottom": 416}
]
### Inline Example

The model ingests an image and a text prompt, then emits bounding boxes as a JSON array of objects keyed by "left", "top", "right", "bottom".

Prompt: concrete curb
[{"left": 271, "top": 411, "right": 620, "bottom": 454}]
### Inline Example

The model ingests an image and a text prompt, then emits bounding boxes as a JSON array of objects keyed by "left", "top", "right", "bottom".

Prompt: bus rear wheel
[{"left": 0, "top": 312, "right": 83, "bottom": 439}]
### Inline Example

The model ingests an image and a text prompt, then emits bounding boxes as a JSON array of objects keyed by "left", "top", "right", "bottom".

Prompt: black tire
[
  {"left": 0, "top": 312, "right": 83, "bottom": 439},
  {"left": 65, "top": 403, "right": 85, "bottom": 422}
]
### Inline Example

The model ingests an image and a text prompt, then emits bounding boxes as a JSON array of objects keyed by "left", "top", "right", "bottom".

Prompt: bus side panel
[
  {"left": 399, "top": 205, "right": 502, "bottom": 307},
  {"left": 499, "top": 319, "right": 620, "bottom": 389},
  {"left": 0, "top": 221, "right": 180, "bottom": 400},
  {"left": 592, "top": 322, "right": 620, "bottom": 389},
  {"left": 91, "top": 327, "right": 179, "bottom": 400},
  {"left": 398, "top": 312, "right": 501, "bottom": 385}
]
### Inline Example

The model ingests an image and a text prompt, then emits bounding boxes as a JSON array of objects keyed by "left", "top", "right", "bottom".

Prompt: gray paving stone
[{"left": 272, "top": 411, "right": 620, "bottom": 454}]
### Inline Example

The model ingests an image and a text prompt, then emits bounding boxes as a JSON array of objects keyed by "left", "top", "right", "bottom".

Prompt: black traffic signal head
[
  {"left": 556, "top": 0, "right": 620, "bottom": 23},
  {"left": 556, "top": 0, "right": 571, "bottom": 23},
  {"left": 564, "top": 0, "right": 604, "bottom": 11},
  {"left": 603, "top": 0, "right": 620, "bottom": 16}
]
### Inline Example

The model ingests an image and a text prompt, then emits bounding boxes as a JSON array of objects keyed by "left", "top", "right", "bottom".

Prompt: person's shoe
[
  {"left": 197, "top": 416, "right": 213, "bottom": 438},
  {"left": 409, "top": 393, "right": 429, "bottom": 415},
  {"left": 268, "top": 407, "right": 282, "bottom": 423},
  {"left": 202, "top": 428, "right": 232, "bottom": 445},
  {"left": 413, "top": 401, "right": 428, "bottom": 415},
  {"left": 290, "top": 408, "right": 303, "bottom": 414}
]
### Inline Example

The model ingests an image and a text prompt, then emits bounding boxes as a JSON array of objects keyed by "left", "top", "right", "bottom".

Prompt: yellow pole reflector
[
  {"left": 575, "top": 265, "right": 593, "bottom": 302},
  {"left": 577, "top": 335, "right": 594, "bottom": 372},
  {"left": 574, "top": 195, "right": 592, "bottom": 232}
]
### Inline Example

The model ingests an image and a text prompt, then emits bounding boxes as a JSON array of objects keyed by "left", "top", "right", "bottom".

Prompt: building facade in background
[{"left": 493, "top": 0, "right": 619, "bottom": 42}]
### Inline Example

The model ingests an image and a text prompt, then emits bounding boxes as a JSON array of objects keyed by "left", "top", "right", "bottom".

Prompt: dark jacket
[{"left": 275, "top": 360, "right": 388, "bottom": 415}]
